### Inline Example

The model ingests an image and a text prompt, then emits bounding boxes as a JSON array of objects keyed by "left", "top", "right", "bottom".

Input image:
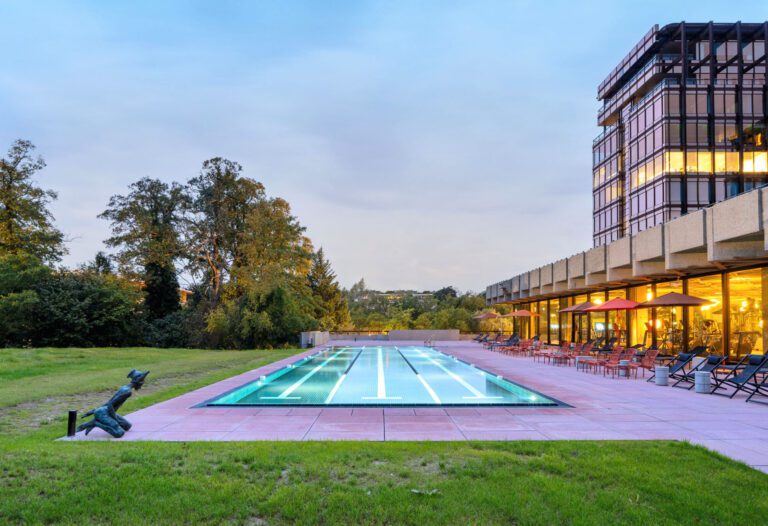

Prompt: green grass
[{"left": 0, "top": 347, "right": 766, "bottom": 525}]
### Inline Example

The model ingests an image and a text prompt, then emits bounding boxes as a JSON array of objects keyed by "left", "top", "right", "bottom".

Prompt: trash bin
[
  {"left": 655, "top": 366, "right": 669, "bottom": 386},
  {"left": 694, "top": 371, "right": 711, "bottom": 394}
]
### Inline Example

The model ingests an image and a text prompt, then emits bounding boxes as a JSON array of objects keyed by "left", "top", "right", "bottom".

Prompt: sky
[{"left": 1, "top": 1, "right": 766, "bottom": 292}]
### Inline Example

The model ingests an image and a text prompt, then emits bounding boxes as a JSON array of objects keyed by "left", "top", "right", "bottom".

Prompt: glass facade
[
  {"left": 727, "top": 268, "right": 768, "bottom": 357},
  {"left": 506, "top": 266, "right": 768, "bottom": 361},
  {"left": 593, "top": 23, "right": 768, "bottom": 247}
]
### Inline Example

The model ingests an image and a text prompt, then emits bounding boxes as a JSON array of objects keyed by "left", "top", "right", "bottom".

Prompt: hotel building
[{"left": 486, "top": 22, "right": 768, "bottom": 359}]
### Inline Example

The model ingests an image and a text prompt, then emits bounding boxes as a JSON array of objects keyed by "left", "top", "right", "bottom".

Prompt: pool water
[{"left": 205, "top": 346, "right": 561, "bottom": 407}]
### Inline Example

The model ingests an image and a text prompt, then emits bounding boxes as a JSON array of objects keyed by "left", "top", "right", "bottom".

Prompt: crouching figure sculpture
[{"left": 77, "top": 369, "right": 150, "bottom": 438}]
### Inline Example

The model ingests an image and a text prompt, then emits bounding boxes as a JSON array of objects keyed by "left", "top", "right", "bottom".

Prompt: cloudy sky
[{"left": 1, "top": 1, "right": 765, "bottom": 292}]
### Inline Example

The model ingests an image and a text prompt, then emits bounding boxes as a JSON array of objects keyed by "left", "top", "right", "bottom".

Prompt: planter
[
  {"left": 655, "top": 366, "right": 669, "bottom": 386},
  {"left": 694, "top": 371, "right": 711, "bottom": 394}
]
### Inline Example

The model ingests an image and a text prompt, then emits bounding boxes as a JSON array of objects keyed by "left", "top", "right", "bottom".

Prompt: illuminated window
[
  {"left": 665, "top": 151, "right": 684, "bottom": 173},
  {"left": 655, "top": 281, "right": 684, "bottom": 352},
  {"left": 744, "top": 152, "right": 768, "bottom": 173},
  {"left": 727, "top": 269, "right": 768, "bottom": 358},
  {"left": 714, "top": 151, "right": 726, "bottom": 172},
  {"left": 687, "top": 275, "right": 723, "bottom": 354},
  {"left": 697, "top": 152, "right": 712, "bottom": 173}
]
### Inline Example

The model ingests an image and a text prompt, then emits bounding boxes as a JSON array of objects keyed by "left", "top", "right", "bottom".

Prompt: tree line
[
  {"left": 345, "top": 280, "right": 487, "bottom": 332},
  {"left": 0, "top": 139, "right": 486, "bottom": 348},
  {"left": 0, "top": 139, "right": 349, "bottom": 348}
]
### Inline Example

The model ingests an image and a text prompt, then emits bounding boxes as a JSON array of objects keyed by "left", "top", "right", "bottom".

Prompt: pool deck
[{"left": 67, "top": 341, "right": 768, "bottom": 473}]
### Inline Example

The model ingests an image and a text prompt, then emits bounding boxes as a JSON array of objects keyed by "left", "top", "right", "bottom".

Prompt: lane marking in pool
[
  {"left": 413, "top": 347, "right": 502, "bottom": 400},
  {"left": 362, "top": 347, "right": 402, "bottom": 400},
  {"left": 396, "top": 347, "right": 441, "bottom": 404},
  {"left": 260, "top": 347, "right": 346, "bottom": 400},
  {"left": 324, "top": 349, "right": 363, "bottom": 404}
]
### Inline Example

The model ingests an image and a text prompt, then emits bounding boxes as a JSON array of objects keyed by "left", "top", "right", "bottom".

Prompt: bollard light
[{"left": 67, "top": 410, "right": 77, "bottom": 437}]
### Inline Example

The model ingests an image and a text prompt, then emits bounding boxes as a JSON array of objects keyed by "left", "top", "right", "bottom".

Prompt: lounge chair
[
  {"left": 671, "top": 354, "right": 726, "bottom": 390},
  {"left": 745, "top": 369, "right": 768, "bottom": 405},
  {"left": 647, "top": 352, "right": 695, "bottom": 383},
  {"left": 711, "top": 354, "right": 768, "bottom": 400},
  {"left": 490, "top": 334, "right": 518, "bottom": 351}
]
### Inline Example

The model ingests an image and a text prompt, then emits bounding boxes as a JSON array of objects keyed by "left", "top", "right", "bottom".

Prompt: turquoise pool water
[{"left": 205, "top": 346, "right": 560, "bottom": 407}]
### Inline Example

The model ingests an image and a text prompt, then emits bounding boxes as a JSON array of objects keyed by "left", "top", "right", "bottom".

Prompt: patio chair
[
  {"left": 628, "top": 348, "right": 660, "bottom": 378},
  {"left": 603, "top": 348, "right": 637, "bottom": 378},
  {"left": 671, "top": 354, "right": 726, "bottom": 390},
  {"left": 646, "top": 352, "right": 695, "bottom": 383},
  {"left": 711, "top": 354, "right": 768, "bottom": 400},
  {"left": 584, "top": 346, "right": 623, "bottom": 374},
  {"left": 542, "top": 341, "right": 569, "bottom": 365}
]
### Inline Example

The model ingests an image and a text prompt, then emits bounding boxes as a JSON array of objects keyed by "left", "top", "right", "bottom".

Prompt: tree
[
  {"left": 183, "top": 158, "right": 266, "bottom": 304},
  {"left": 0, "top": 253, "right": 142, "bottom": 347},
  {"left": 144, "top": 262, "right": 181, "bottom": 320},
  {"left": 232, "top": 197, "right": 313, "bottom": 296},
  {"left": 308, "top": 248, "right": 351, "bottom": 330},
  {"left": 348, "top": 278, "right": 367, "bottom": 301},
  {"left": 0, "top": 139, "right": 65, "bottom": 262},
  {"left": 29, "top": 273, "right": 143, "bottom": 347},
  {"left": 434, "top": 286, "right": 458, "bottom": 302},
  {"left": 86, "top": 251, "right": 114, "bottom": 275},
  {"left": 0, "top": 253, "right": 49, "bottom": 344},
  {"left": 99, "top": 177, "right": 185, "bottom": 319}
]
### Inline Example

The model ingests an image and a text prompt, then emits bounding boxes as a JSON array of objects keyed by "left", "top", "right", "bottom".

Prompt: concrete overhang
[
  {"left": 607, "top": 236, "right": 633, "bottom": 282},
  {"left": 567, "top": 252, "right": 586, "bottom": 289},
  {"left": 708, "top": 190, "right": 768, "bottom": 262},
  {"left": 585, "top": 245, "right": 608, "bottom": 286}
]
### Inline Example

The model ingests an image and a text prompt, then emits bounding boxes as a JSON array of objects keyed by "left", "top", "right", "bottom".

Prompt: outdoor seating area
[{"left": 485, "top": 333, "right": 768, "bottom": 404}]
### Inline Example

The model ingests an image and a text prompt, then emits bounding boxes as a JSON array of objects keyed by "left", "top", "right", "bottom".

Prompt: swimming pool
[{"left": 204, "top": 346, "right": 562, "bottom": 407}]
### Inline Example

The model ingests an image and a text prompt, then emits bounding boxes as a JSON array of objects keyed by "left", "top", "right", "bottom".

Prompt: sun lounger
[{"left": 711, "top": 354, "right": 768, "bottom": 400}]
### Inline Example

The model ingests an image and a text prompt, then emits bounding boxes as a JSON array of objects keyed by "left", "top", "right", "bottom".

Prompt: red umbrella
[
  {"left": 559, "top": 301, "right": 594, "bottom": 313},
  {"left": 584, "top": 298, "right": 639, "bottom": 311},
  {"left": 638, "top": 292, "right": 712, "bottom": 308},
  {"left": 502, "top": 310, "right": 540, "bottom": 317},
  {"left": 473, "top": 312, "right": 500, "bottom": 320}
]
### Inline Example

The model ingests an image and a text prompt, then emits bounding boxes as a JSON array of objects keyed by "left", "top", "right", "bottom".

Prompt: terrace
[{"left": 67, "top": 340, "right": 768, "bottom": 473}]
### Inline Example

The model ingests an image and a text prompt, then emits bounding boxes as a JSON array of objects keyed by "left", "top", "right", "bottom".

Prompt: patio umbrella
[
  {"left": 501, "top": 310, "right": 539, "bottom": 338},
  {"left": 583, "top": 298, "right": 639, "bottom": 312},
  {"left": 473, "top": 311, "right": 502, "bottom": 333},
  {"left": 559, "top": 301, "right": 594, "bottom": 313},
  {"left": 637, "top": 292, "right": 712, "bottom": 308},
  {"left": 636, "top": 293, "right": 712, "bottom": 353},
  {"left": 584, "top": 298, "right": 639, "bottom": 345},
  {"left": 503, "top": 310, "right": 540, "bottom": 317},
  {"left": 473, "top": 312, "right": 500, "bottom": 320}
]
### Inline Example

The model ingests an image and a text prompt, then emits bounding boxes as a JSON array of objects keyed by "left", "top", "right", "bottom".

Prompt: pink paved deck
[{"left": 66, "top": 341, "right": 768, "bottom": 473}]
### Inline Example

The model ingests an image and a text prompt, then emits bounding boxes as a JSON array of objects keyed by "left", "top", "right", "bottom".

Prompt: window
[
  {"left": 727, "top": 269, "right": 768, "bottom": 358},
  {"left": 665, "top": 151, "right": 684, "bottom": 173},
  {"left": 655, "top": 280, "right": 684, "bottom": 352},
  {"left": 687, "top": 275, "right": 724, "bottom": 354}
]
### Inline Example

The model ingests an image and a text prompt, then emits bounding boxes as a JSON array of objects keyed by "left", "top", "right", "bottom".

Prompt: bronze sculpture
[{"left": 77, "top": 369, "right": 149, "bottom": 438}]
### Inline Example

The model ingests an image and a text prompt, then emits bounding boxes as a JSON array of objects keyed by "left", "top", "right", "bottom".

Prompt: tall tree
[
  {"left": 99, "top": 177, "right": 185, "bottom": 319},
  {"left": 0, "top": 139, "right": 65, "bottom": 262},
  {"left": 308, "top": 247, "right": 351, "bottom": 330},
  {"left": 234, "top": 197, "right": 314, "bottom": 294},
  {"left": 183, "top": 158, "right": 266, "bottom": 304}
]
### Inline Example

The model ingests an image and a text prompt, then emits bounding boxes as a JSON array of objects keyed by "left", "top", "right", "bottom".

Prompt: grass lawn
[{"left": 1, "top": 347, "right": 767, "bottom": 525}]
